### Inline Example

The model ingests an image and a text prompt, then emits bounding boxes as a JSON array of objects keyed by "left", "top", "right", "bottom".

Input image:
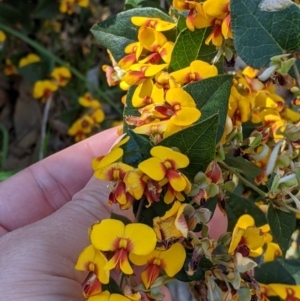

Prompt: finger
[
  {"left": 0, "top": 177, "right": 133, "bottom": 300},
  {"left": 0, "top": 127, "right": 119, "bottom": 231},
  {"left": 207, "top": 206, "right": 228, "bottom": 239}
]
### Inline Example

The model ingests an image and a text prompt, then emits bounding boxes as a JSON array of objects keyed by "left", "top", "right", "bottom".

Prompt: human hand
[{"left": 0, "top": 127, "right": 226, "bottom": 301}]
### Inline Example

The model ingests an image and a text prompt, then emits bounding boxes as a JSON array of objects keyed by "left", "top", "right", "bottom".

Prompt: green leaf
[
  {"left": 224, "top": 154, "right": 262, "bottom": 178},
  {"left": 0, "top": 4, "right": 22, "bottom": 26},
  {"left": 184, "top": 75, "right": 233, "bottom": 143},
  {"left": 91, "top": 7, "right": 175, "bottom": 61},
  {"left": 231, "top": 0, "right": 300, "bottom": 68},
  {"left": 102, "top": 277, "right": 123, "bottom": 294},
  {"left": 110, "top": 213, "right": 132, "bottom": 225},
  {"left": 137, "top": 200, "right": 173, "bottom": 227},
  {"left": 226, "top": 191, "right": 267, "bottom": 231},
  {"left": 124, "top": 0, "right": 163, "bottom": 10},
  {"left": 267, "top": 204, "right": 295, "bottom": 256},
  {"left": 279, "top": 259, "right": 300, "bottom": 284},
  {"left": 255, "top": 260, "right": 296, "bottom": 285},
  {"left": 123, "top": 86, "right": 139, "bottom": 133},
  {"left": 17, "top": 62, "right": 50, "bottom": 83},
  {"left": 159, "top": 114, "right": 218, "bottom": 179},
  {"left": 121, "top": 130, "right": 152, "bottom": 168},
  {"left": 169, "top": 27, "right": 218, "bottom": 72},
  {"left": 33, "top": 0, "right": 59, "bottom": 19}
]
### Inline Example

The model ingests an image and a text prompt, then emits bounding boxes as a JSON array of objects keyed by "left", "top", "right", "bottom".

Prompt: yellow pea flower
[
  {"left": 269, "top": 284, "right": 300, "bottom": 301},
  {"left": 75, "top": 245, "right": 109, "bottom": 297},
  {"left": 92, "top": 135, "right": 130, "bottom": 170},
  {"left": 171, "top": 60, "right": 218, "bottom": 86},
  {"left": 4, "top": 59, "right": 18, "bottom": 76},
  {"left": 60, "top": 0, "right": 89, "bottom": 15},
  {"left": 51, "top": 66, "right": 71, "bottom": 86},
  {"left": 0, "top": 30, "right": 6, "bottom": 43},
  {"left": 33, "top": 80, "right": 58, "bottom": 102},
  {"left": 228, "top": 214, "right": 265, "bottom": 257},
  {"left": 153, "top": 201, "right": 190, "bottom": 243},
  {"left": 130, "top": 243, "right": 186, "bottom": 289},
  {"left": 91, "top": 108, "right": 105, "bottom": 124},
  {"left": 138, "top": 27, "right": 174, "bottom": 64},
  {"left": 78, "top": 92, "right": 101, "bottom": 109},
  {"left": 122, "top": 63, "right": 167, "bottom": 86},
  {"left": 94, "top": 162, "right": 134, "bottom": 209},
  {"left": 87, "top": 290, "right": 131, "bottom": 301},
  {"left": 68, "top": 115, "right": 95, "bottom": 141},
  {"left": 132, "top": 79, "right": 164, "bottom": 108},
  {"left": 131, "top": 16, "right": 176, "bottom": 31},
  {"left": 138, "top": 146, "right": 190, "bottom": 193},
  {"left": 124, "top": 169, "right": 162, "bottom": 207},
  {"left": 118, "top": 42, "right": 142, "bottom": 71},
  {"left": 19, "top": 53, "right": 41, "bottom": 68},
  {"left": 90, "top": 219, "right": 157, "bottom": 275}
]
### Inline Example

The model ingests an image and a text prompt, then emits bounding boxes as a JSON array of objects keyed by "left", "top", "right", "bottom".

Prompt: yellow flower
[
  {"left": 76, "top": 245, "right": 109, "bottom": 283},
  {"left": 138, "top": 27, "right": 174, "bottom": 64},
  {"left": 122, "top": 63, "right": 167, "bottom": 86},
  {"left": 60, "top": 0, "right": 89, "bottom": 14},
  {"left": 4, "top": 59, "right": 18, "bottom": 76},
  {"left": 153, "top": 201, "right": 190, "bottom": 243},
  {"left": 90, "top": 219, "right": 157, "bottom": 275},
  {"left": 268, "top": 284, "right": 300, "bottom": 301},
  {"left": 132, "top": 79, "right": 164, "bottom": 108},
  {"left": 138, "top": 146, "right": 190, "bottom": 196},
  {"left": 94, "top": 162, "right": 135, "bottom": 209},
  {"left": 0, "top": 30, "right": 6, "bottom": 43},
  {"left": 79, "top": 93, "right": 101, "bottom": 109},
  {"left": 33, "top": 80, "right": 58, "bottom": 102},
  {"left": 228, "top": 214, "right": 265, "bottom": 257},
  {"left": 195, "top": 0, "right": 232, "bottom": 46},
  {"left": 19, "top": 53, "right": 41, "bottom": 68},
  {"left": 131, "top": 16, "right": 176, "bottom": 31},
  {"left": 118, "top": 42, "right": 142, "bottom": 71},
  {"left": 92, "top": 135, "right": 129, "bottom": 170},
  {"left": 264, "top": 242, "right": 282, "bottom": 262},
  {"left": 91, "top": 108, "right": 105, "bottom": 124},
  {"left": 75, "top": 245, "right": 109, "bottom": 297},
  {"left": 130, "top": 243, "right": 186, "bottom": 289},
  {"left": 124, "top": 169, "right": 162, "bottom": 207},
  {"left": 68, "top": 115, "right": 95, "bottom": 141},
  {"left": 51, "top": 66, "right": 71, "bottom": 86},
  {"left": 87, "top": 290, "right": 131, "bottom": 301},
  {"left": 171, "top": 60, "right": 218, "bottom": 85}
]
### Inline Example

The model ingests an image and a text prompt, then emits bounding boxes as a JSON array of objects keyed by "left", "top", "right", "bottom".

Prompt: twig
[
  {"left": 39, "top": 96, "right": 52, "bottom": 160},
  {"left": 219, "top": 161, "right": 267, "bottom": 198},
  {"left": 0, "top": 23, "right": 123, "bottom": 115}
]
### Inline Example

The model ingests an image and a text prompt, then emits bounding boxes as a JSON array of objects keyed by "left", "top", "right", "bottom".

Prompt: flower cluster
[
  {"left": 68, "top": 92, "right": 105, "bottom": 141},
  {"left": 75, "top": 0, "right": 300, "bottom": 299}
]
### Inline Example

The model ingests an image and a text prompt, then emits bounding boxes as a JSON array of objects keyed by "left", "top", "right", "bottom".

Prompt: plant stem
[
  {"left": 0, "top": 23, "right": 123, "bottom": 115},
  {"left": 219, "top": 161, "right": 267, "bottom": 198},
  {"left": 293, "top": 63, "right": 300, "bottom": 88},
  {"left": 135, "top": 197, "right": 145, "bottom": 222},
  {"left": 39, "top": 96, "right": 52, "bottom": 161}
]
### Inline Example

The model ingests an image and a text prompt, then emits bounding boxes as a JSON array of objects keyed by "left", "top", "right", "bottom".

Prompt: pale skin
[{"left": 0, "top": 127, "right": 227, "bottom": 301}]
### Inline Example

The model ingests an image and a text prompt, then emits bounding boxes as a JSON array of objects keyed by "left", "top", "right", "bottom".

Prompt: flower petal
[
  {"left": 90, "top": 219, "right": 125, "bottom": 251},
  {"left": 124, "top": 223, "right": 157, "bottom": 255}
]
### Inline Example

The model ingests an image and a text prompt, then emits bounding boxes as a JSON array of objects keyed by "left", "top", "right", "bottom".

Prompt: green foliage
[
  {"left": 124, "top": 0, "right": 163, "bottom": 11},
  {"left": 159, "top": 114, "right": 218, "bottom": 179},
  {"left": 224, "top": 154, "right": 262, "bottom": 178},
  {"left": 122, "top": 130, "right": 152, "bottom": 167},
  {"left": 267, "top": 205, "right": 296, "bottom": 257},
  {"left": 184, "top": 75, "right": 233, "bottom": 143},
  {"left": 255, "top": 259, "right": 300, "bottom": 285},
  {"left": 91, "top": 7, "right": 175, "bottom": 61},
  {"left": 169, "top": 28, "right": 218, "bottom": 72},
  {"left": 33, "top": 0, "right": 59, "bottom": 19},
  {"left": 231, "top": 0, "right": 300, "bottom": 68}
]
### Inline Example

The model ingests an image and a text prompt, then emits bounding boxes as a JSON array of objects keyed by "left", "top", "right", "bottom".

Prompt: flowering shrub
[{"left": 73, "top": 0, "right": 300, "bottom": 300}]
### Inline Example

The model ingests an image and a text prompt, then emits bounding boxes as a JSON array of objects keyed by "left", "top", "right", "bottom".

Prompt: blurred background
[{"left": 0, "top": 0, "right": 127, "bottom": 179}]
